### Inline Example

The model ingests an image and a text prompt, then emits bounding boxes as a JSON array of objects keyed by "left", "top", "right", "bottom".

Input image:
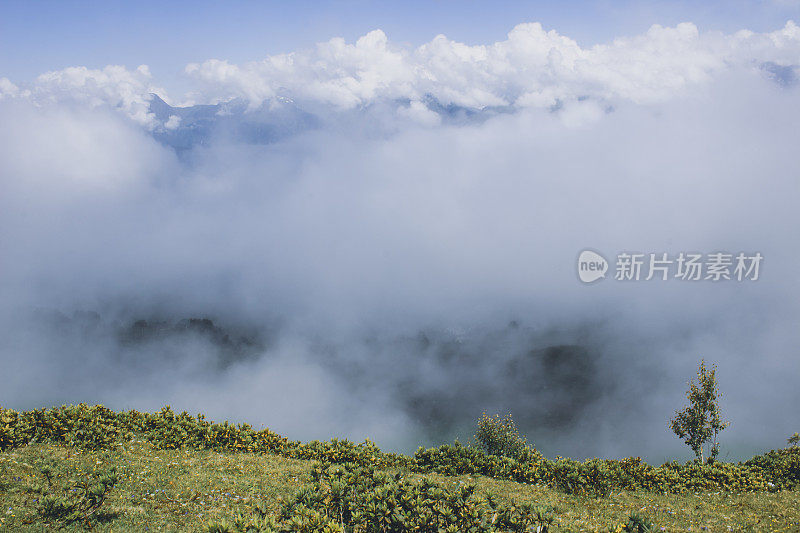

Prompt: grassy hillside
[{"left": 1, "top": 405, "right": 799, "bottom": 531}]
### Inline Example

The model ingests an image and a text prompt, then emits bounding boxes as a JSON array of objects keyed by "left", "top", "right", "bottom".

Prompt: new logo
[{"left": 577, "top": 250, "right": 608, "bottom": 283}]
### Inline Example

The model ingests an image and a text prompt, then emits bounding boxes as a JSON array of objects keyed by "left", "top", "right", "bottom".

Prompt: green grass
[{"left": 2, "top": 440, "right": 799, "bottom": 532}]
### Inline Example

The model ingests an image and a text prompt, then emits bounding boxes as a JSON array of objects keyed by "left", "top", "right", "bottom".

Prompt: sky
[
  {"left": 1, "top": 0, "right": 799, "bottom": 462},
  {"left": 2, "top": 0, "right": 800, "bottom": 92}
]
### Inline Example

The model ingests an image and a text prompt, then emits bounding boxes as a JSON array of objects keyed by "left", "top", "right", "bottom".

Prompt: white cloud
[
  {"left": 18, "top": 64, "right": 165, "bottom": 127},
  {"left": 2, "top": 71, "right": 799, "bottom": 456},
  {"left": 184, "top": 21, "right": 800, "bottom": 111},
  {"left": 164, "top": 114, "right": 181, "bottom": 130},
  {"left": 0, "top": 77, "right": 22, "bottom": 99},
  {"left": 3, "top": 21, "right": 799, "bottom": 123},
  {"left": 397, "top": 100, "right": 441, "bottom": 126}
]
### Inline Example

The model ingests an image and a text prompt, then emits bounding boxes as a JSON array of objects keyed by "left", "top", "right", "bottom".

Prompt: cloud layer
[
  {"left": 187, "top": 21, "right": 800, "bottom": 110},
  {"left": 3, "top": 21, "right": 800, "bottom": 125},
  {"left": 1, "top": 21, "right": 799, "bottom": 461}
]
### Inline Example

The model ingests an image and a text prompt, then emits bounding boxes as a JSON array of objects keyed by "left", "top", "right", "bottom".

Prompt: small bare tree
[{"left": 670, "top": 360, "right": 729, "bottom": 463}]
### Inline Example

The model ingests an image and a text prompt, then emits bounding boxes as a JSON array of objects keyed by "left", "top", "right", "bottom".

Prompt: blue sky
[{"left": 2, "top": 0, "right": 799, "bottom": 92}]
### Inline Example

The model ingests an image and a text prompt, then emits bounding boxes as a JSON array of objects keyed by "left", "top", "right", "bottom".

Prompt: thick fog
[{"left": 1, "top": 22, "right": 799, "bottom": 462}]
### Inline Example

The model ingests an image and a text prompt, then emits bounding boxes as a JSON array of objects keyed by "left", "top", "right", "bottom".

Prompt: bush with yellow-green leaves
[
  {"left": 473, "top": 413, "right": 531, "bottom": 461},
  {"left": 0, "top": 404, "right": 403, "bottom": 469},
  {"left": 411, "top": 441, "right": 800, "bottom": 494},
  {"left": 2, "top": 403, "right": 799, "bottom": 497},
  {"left": 205, "top": 461, "right": 556, "bottom": 533},
  {"left": 23, "top": 455, "right": 120, "bottom": 529}
]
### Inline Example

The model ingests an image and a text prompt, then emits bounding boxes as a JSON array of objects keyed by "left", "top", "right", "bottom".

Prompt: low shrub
[
  {"left": 35, "top": 461, "right": 119, "bottom": 528},
  {"left": 621, "top": 512, "right": 655, "bottom": 533},
  {"left": 205, "top": 461, "right": 555, "bottom": 532},
  {"left": 473, "top": 413, "right": 532, "bottom": 462},
  {"left": 2, "top": 403, "right": 798, "bottom": 497}
]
